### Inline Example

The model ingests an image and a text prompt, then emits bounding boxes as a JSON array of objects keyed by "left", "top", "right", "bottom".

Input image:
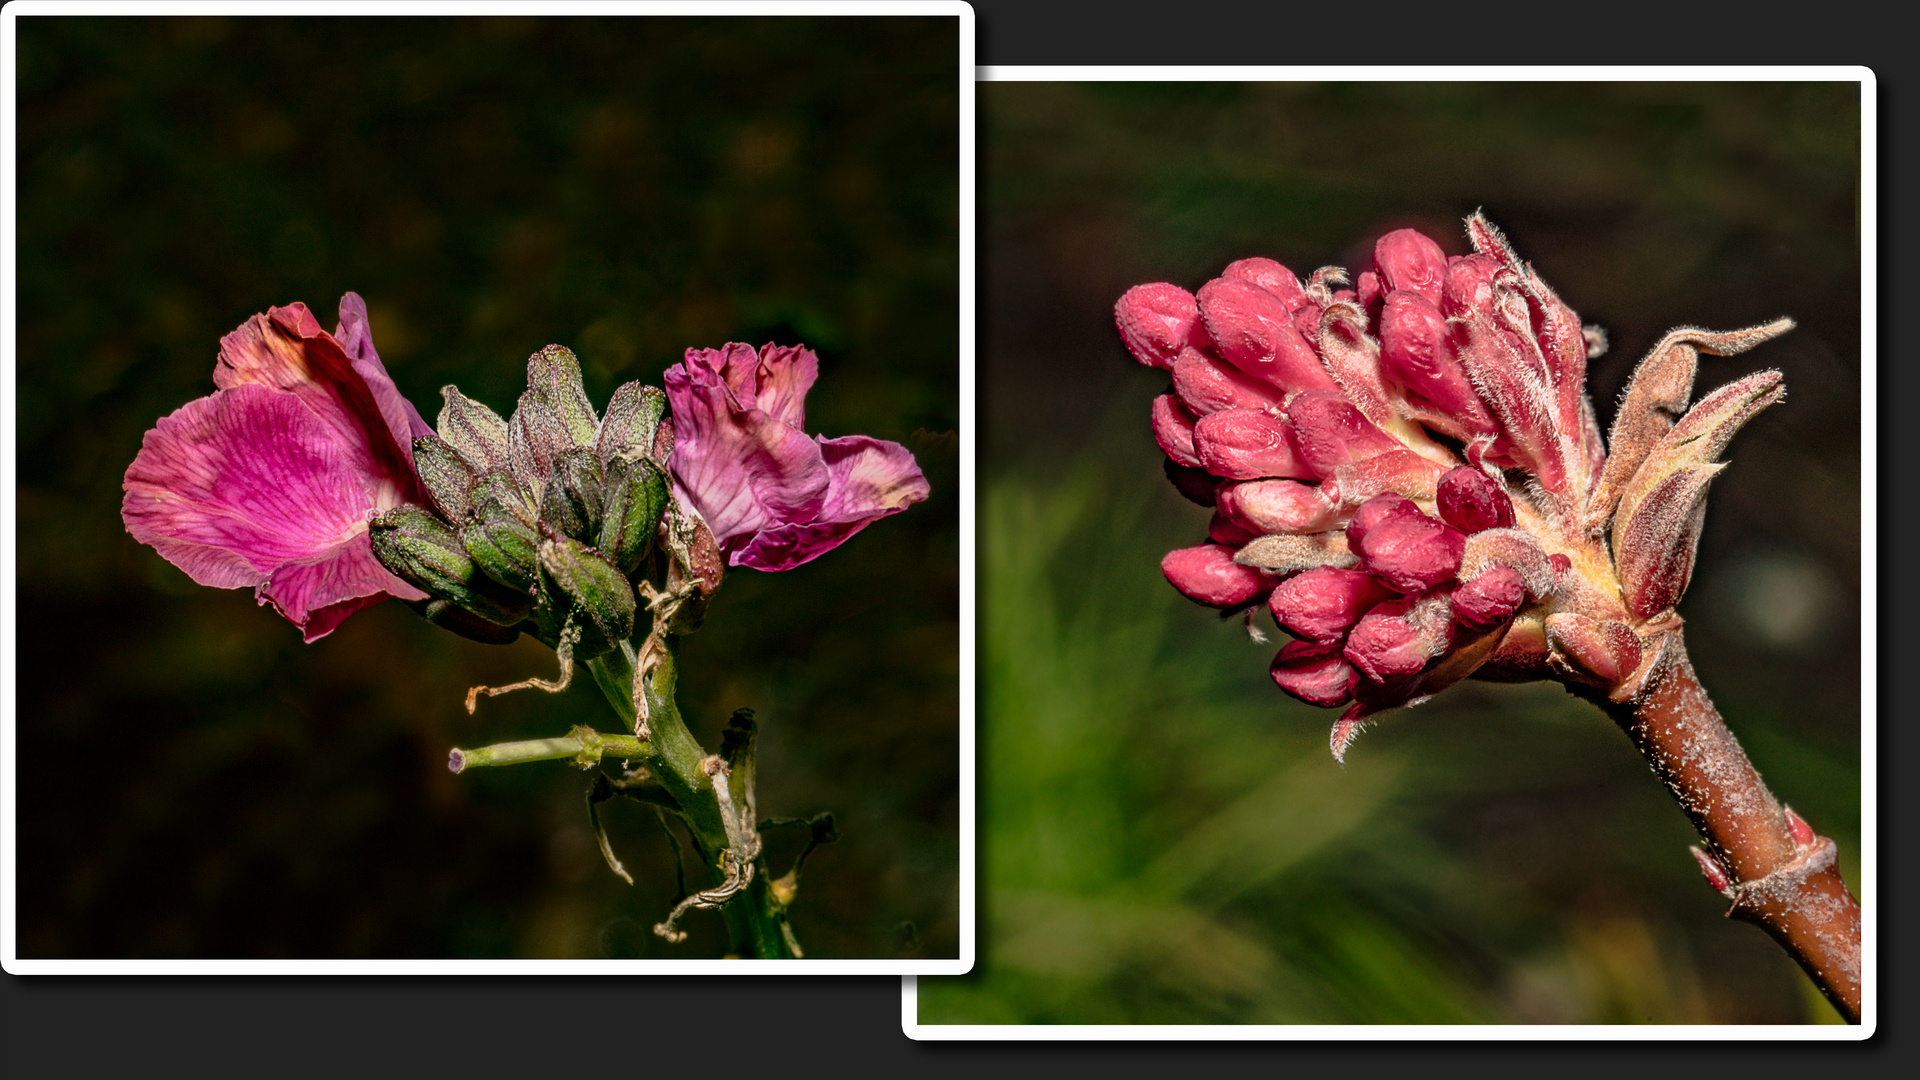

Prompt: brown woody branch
[{"left": 1591, "top": 632, "right": 1860, "bottom": 1023}]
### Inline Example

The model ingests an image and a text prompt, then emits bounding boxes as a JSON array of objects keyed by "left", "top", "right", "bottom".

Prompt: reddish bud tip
[
  {"left": 1196, "top": 277, "right": 1339, "bottom": 394},
  {"left": 1373, "top": 228, "right": 1449, "bottom": 304},
  {"left": 1436, "top": 466, "right": 1516, "bottom": 533},
  {"left": 1785, "top": 807, "right": 1815, "bottom": 847},
  {"left": 1218, "top": 478, "right": 1342, "bottom": 535},
  {"left": 1192, "top": 407, "right": 1312, "bottom": 481},
  {"left": 1161, "top": 543, "right": 1273, "bottom": 608},
  {"left": 1268, "top": 567, "right": 1396, "bottom": 645},
  {"left": 1451, "top": 564, "right": 1526, "bottom": 631},
  {"left": 1115, "top": 283, "right": 1201, "bottom": 369},
  {"left": 1691, "top": 846, "right": 1733, "bottom": 895},
  {"left": 1222, "top": 257, "right": 1306, "bottom": 310},
  {"left": 1271, "top": 640, "right": 1358, "bottom": 706},
  {"left": 1150, "top": 394, "right": 1202, "bottom": 469},
  {"left": 1351, "top": 502, "right": 1467, "bottom": 595}
]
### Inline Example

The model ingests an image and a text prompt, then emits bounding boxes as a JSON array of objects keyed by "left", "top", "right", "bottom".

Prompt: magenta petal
[
  {"left": 335, "top": 292, "right": 434, "bottom": 448},
  {"left": 665, "top": 352, "right": 832, "bottom": 547},
  {"left": 122, "top": 383, "right": 422, "bottom": 639},
  {"left": 1270, "top": 640, "right": 1357, "bottom": 706},
  {"left": 730, "top": 435, "right": 930, "bottom": 571},
  {"left": 664, "top": 341, "right": 927, "bottom": 572},
  {"left": 264, "top": 533, "right": 426, "bottom": 642},
  {"left": 747, "top": 343, "right": 820, "bottom": 429},
  {"left": 214, "top": 300, "right": 423, "bottom": 508}
]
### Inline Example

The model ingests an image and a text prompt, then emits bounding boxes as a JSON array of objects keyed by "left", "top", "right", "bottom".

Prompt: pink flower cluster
[{"left": 1118, "top": 215, "right": 1790, "bottom": 760}]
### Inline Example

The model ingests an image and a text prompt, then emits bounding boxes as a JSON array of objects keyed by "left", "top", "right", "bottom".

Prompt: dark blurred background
[
  {"left": 14, "top": 15, "right": 959, "bottom": 959},
  {"left": 919, "top": 81, "right": 1860, "bottom": 1023}
]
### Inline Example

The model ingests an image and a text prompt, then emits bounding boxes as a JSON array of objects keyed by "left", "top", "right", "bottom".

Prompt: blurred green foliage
[
  {"left": 15, "top": 15, "right": 958, "bottom": 959},
  {"left": 921, "top": 80, "right": 1859, "bottom": 1024}
]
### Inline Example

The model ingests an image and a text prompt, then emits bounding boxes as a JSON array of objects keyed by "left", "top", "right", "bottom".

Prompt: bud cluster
[
  {"left": 1118, "top": 214, "right": 1791, "bottom": 760},
  {"left": 370, "top": 345, "right": 678, "bottom": 660}
]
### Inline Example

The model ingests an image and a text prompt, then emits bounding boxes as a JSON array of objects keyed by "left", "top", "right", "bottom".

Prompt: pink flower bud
[
  {"left": 1196, "top": 277, "right": 1340, "bottom": 394},
  {"left": 1222, "top": 256, "right": 1306, "bottom": 310},
  {"left": 1356, "top": 271, "right": 1382, "bottom": 313},
  {"left": 1344, "top": 493, "right": 1416, "bottom": 550},
  {"left": 1217, "top": 478, "right": 1342, "bottom": 535},
  {"left": 1191, "top": 407, "right": 1312, "bottom": 480},
  {"left": 1268, "top": 567, "right": 1395, "bottom": 644},
  {"left": 1271, "top": 641, "right": 1358, "bottom": 707},
  {"left": 1435, "top": 465, "right": 1516, "bottom": 533},
  {"left": 1286, "top": 390, "right": 1401, "bottom": 475},
  {"left": 1450, "top": 564, "right": 1526, "bottom": 631},
  {"left": 1151, "top": 393, "right": 1202, "bottom": 468},
  {"left": 1372, "top": 228, "right": 1448, "bottom": 303},
  {"left": 1161, "top": 542, "right": 1273, "bottom": 608},
  {"left": 1115, "top": 283, "right": 1202, "bottom": 369},
  {"left": 1349, "top": 498, "right": 1466, "bottom": 594},
  {"left": 1344, "top": 599, "right": 1438, "bottom": 683},
  {"left": 1440, "top": 254, "right": 1501, "bottom": 318},
  {"left": 1378, "top": 290, "right": 1491, "bottom": 431},
  {"left": 1171, "top": 347, "right": 1288, "bottom": 416}
]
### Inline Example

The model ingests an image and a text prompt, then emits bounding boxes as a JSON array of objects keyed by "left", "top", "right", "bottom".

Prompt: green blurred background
[
  {"left": 919, "top": 81, "right": 1860, "bottom": 1023},
  {"left": 14, "top": 16, "right": 959, "bottom": 959}
]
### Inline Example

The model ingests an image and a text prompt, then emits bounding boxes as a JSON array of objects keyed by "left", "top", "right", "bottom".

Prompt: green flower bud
[
  {"left": 539, "top": 448, "right": 605, "bottom": 541},
  {"left": 538, "top": 534, "right": 636, "bottom": 658},
  {"left": 412, "top": 434, "right": 476, "bottom": 521},
  {"left": 508, "top": 391, "right": 572, "bottom": 486},
  {"left": 599, "top": 454, "right": 669, "bottom": 574},
  {"left": 371, "top": 504, "right": 529, "bottom": 627},
  {"left": 596, "top": 382, "right": 667, "bottom": 464},
  {"left": 437, "top": 386, "right": 511, "bottom": 472},
  {"left": 527, "top": 344, "right": 600, "bottom": 448},
  {"left": 462, "top": 510, "right": 542, "bottom": 594},
  {"left": 470, "top": 470, "right": 537, "bottom": 526}
]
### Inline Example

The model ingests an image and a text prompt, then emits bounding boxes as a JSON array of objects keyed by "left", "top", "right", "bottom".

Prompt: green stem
[
  {"left": 448, "top": 729, "right": 648, "bottom": 772},
  {"left": 586, "top": 641, "right": 800, "bottom": 959}
]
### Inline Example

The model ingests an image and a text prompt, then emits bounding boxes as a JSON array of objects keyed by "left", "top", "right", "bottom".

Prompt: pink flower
[
  {"left": 1119, "top": 216, "right": 1794, "bottom": 761},
  {"left": 663, "top": 342, "right": 930, "bottom": 572},
  {"left": 122, "top": 294, "right": 433, "bottom": 641}
]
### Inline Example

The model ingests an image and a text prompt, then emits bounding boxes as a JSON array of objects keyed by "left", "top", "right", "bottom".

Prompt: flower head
[
  {"left": 122, "top": 294, "right": 433, "bottom": 641},
  {"left": 663, "top": 342, "right": 930, "bottom": 572},
  {"left": 1119, "top": 215, "right": 1793, "bottom": 761}
]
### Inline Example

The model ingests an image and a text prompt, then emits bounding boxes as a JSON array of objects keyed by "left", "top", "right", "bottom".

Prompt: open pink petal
[
  {"left": 665, "top": 342, "right": 928, "bottom": 573},
  {"left": 123, "top": 294, "right": 428, "bottom": 640},
  {"left": 730, "top": 435, "right": 931, "bottom": 572},
  {"left": 665, "top": 350, "right": 831, "bottom": 546}
]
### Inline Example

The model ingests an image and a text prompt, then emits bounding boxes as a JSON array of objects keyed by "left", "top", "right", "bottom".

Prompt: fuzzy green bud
[
  {"left": 371, "top": 504, "right": 529, "bottom": 627},
  {"left": 598, "top": 454, "right": 669, "bottom": 574},
  {"left": 411, "top": 434, "right": 476, "bottom": 522},
  {"left": 539, "top": 448, "right": 605, "bottom": 542},
  {"left": 437, "top": 386, "right": 511, "bottom": 472},
  {"left": 538, "top": 535, "right": 636, "bottom": 658},
  {"left": 596, "top": 381, "right": 667, "bottom": 464},
  {"left": 462, "top": 510, "right": 542, "bottom": 595}
]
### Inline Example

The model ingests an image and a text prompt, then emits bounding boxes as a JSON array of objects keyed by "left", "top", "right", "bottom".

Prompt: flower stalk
[{"left": 1585, "top": 635, "right": 1861, "bottom": 1022}]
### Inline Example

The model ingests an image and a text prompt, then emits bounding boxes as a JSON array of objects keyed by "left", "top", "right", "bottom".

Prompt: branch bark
[{"left": 1592, "top": 632, "right": 1860, "bottom": 1023}]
